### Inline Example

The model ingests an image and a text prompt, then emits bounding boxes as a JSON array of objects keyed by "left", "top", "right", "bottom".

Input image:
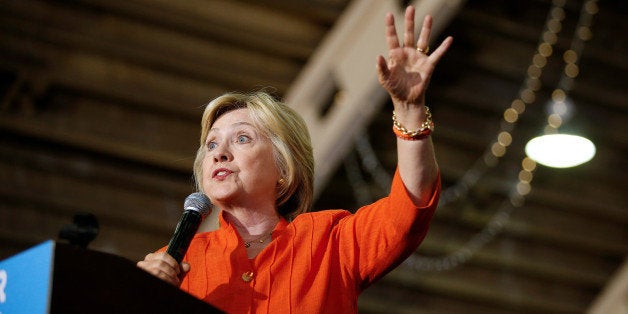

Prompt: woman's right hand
[{"left": 136, "top": 252, "right": 190, "bottom": 286}]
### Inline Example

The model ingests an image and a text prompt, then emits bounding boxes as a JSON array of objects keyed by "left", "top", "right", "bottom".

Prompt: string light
[
  {"left": 344, "top": 0, "right": 599, "bottom": 272},
  {"left": 437, "top": 0, "right": 568, "bottom": 208},
  {"left": 526, "top": 0, "right": 598, "bottom": 168}
]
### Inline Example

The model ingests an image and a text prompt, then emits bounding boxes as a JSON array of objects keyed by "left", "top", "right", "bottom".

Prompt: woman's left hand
[{"left": 376, "top": 6, "right": 453, "bottom": 110}]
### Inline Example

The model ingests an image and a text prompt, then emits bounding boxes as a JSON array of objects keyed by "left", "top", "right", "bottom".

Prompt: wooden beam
[
  {"left": 53, "top": 0, "right": 323, "bottom": 60},
  {"left": 377, "top": 265, "right": 589, "bottom": 313},
  {"left": 588, "top": 259, "right": 628, "bottom": 314}
]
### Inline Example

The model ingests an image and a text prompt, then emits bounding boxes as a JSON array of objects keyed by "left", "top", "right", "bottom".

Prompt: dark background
[{"left": 1, "top": 0, "right": 626, "bottom": 312}]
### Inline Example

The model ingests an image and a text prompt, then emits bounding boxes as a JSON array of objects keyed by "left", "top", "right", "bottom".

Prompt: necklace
[{"left": 244, "top": 232, "right": 272, "bottom": 248}]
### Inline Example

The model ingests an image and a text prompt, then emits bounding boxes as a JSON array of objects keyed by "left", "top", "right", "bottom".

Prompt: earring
[{"left": 278, "top": 178, "right": 285, "bottom": 185}]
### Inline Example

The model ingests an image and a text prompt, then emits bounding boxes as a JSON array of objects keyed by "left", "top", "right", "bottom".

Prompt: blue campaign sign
[{"left": 0, "top": 240, "right": 55, "bottom": 314}]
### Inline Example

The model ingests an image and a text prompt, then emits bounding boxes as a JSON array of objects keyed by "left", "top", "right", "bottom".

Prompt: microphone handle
[{"left": 166, "top": 210, "right": 202, "bottom": 263}]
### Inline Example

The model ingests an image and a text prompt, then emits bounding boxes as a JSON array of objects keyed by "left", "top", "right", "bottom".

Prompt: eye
[
  {"left": 236, "top": 134, "right": 251, "bottom": 144},
  {"left": 207, "top": 141, "right": 217, "bottom": 151}
]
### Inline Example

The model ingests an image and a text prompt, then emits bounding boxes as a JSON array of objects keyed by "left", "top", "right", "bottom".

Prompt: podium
[{"left": 0, "top": 240, "right": 221, "bottom": 314}]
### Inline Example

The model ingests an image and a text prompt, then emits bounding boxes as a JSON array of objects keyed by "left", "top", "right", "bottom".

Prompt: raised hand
[{"left": 376, "top": 6, "right": 453, "bottom": 108}]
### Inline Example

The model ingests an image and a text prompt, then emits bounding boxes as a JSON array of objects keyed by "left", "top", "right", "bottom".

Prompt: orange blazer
[{"left": 174, "top": 168, "right": 440, "bottom": 313}]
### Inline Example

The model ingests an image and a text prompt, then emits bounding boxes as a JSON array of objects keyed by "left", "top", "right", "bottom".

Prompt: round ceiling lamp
[{"left": 525, "top": 134, "right": 596, "bottom": 168}]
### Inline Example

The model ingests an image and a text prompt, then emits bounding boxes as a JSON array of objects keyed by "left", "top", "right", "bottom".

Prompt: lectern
[{"left": 0, "top": 240, "right": 221, "bottom": 313}]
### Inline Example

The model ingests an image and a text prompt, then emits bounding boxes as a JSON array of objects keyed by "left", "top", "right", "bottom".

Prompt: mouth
[{"left": 212, "top": 168, "right": 233, "bottom": 179}]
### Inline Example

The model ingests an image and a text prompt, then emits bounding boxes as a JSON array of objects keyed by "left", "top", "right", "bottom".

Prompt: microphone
[{"left": 166, "top": 192, "right": 212, "bottom": 263}]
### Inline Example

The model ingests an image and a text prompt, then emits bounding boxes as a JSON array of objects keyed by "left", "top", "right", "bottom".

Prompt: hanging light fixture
[
  {"left": 525, "top": 133, "right": 595, "bottom": 168},
  {"left": 525, "top": 0, "right": 599, "bottom": 169},
  {"left": 526, "top": 94, "right": 596, "bottom": 168}
]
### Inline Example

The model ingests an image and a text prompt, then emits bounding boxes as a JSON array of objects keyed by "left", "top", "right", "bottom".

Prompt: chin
[{"left": 207, "top": 189, "right": 238, "bottom": 204}]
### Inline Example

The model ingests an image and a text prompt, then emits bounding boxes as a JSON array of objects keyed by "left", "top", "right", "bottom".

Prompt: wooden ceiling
[{"left": 0, "top": 0, "right": 626, "bottom": 313}]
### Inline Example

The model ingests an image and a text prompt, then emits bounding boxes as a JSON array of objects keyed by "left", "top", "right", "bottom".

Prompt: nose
[{"left": 212, "top": 143, "right": 232, "bottom": 162}]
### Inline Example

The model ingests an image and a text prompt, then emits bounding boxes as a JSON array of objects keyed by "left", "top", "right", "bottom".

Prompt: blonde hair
[{"left": 193, "top": 91, "right": 314, "bottom": 220}]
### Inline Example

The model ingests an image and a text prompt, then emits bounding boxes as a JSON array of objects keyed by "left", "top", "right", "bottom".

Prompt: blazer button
[{"left": 242, "top": 271, "right": 254, "bottom": 282}]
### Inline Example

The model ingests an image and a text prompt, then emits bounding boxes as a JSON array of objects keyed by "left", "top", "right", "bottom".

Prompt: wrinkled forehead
[
  {"left": 213, "top": 102, "right": 248, "bottom": 124},
  {"left": 210, "top": 108, "right": 251, "bottom": 128},
  {"left": 205, "top": 106, "right": 271, "bottom": 143}
]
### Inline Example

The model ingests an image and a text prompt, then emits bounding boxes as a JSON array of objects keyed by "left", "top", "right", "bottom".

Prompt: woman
[{"left": 138, "top": 5, "right": 452, "bottom": 313}]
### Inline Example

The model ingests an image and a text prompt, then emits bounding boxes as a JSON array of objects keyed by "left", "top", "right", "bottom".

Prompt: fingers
[
  {"left": 403, "top": 6, "right": 416, "bottom": 48},
  {"left": 428, "top": 36, "right": 454, "bottom": 65},
  {"left": 376, "top": 55, "right": 391, "bottom": 82},
  {"left": 416, "top": 15, "right": 433, "bottom": 52},
  {"left": 137, "top": 252, "right": 184, "bottom": 286},
  {"left": 384, "top": 13, "right": 400, "bottom": 50},
  {"left": 181, "top": 262, "right": 191, "bottom": 273},
  {"left": 381, "top": 6, "right": 453, "bottom": 67},
  {"left": 387, "top": 7, "right": 433, "bottom": 51}
]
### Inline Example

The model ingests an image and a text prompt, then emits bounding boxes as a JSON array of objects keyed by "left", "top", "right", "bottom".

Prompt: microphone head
[{"left": 183, "top": 192, "right": 212, "bottom": 217}]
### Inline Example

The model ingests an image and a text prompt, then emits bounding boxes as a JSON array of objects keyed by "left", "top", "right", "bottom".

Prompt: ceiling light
[{"left": 525, "top": 134, "right": 595, "bottom": 168}]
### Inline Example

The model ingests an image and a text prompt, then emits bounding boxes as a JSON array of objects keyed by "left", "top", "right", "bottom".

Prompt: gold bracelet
[{"left": 392, "top": 107, "right": 434, "bottom": 140}]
